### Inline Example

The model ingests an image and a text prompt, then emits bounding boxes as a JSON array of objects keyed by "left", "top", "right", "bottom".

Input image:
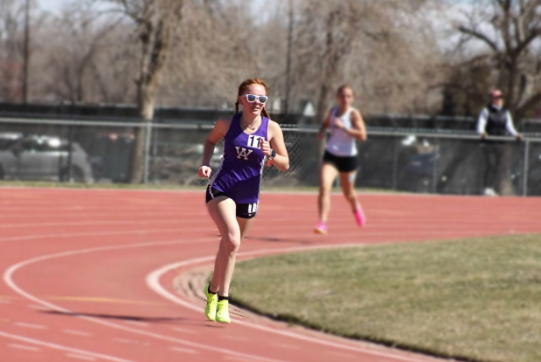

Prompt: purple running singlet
[{"left": 209, "top": 114, "right": 269, "bottom": 204}]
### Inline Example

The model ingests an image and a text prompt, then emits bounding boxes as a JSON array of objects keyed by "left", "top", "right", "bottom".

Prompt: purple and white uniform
[{"left": 206, "top": 114, "right": 269, "bottom": 217}]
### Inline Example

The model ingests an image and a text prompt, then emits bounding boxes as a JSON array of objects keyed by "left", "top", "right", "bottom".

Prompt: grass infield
[{"left": 231, "top": 235, "right": 541, "bottom": 362}]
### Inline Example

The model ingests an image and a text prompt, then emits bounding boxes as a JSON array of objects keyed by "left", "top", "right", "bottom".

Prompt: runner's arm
[
  {"left": 317, "top": 109, "right": 334, "bottom": 139},
  {"left": 201, "top": 117, "right": 230, "bottom": 167},
  {"left": 268, "top": 121, "right": 290, "bottom": 172},
  {"left": 346, "top": 109, "right": 367, "bottom": 141}
]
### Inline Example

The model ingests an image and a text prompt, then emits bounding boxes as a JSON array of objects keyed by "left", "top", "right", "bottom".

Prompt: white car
[{"left": 0, "top": 133, "right": 94, "bottom": 183}]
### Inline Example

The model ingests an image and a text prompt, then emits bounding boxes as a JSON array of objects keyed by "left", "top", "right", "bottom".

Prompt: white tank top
[{"left": 326, "top": 107, "right": 358, "bottom": 157}]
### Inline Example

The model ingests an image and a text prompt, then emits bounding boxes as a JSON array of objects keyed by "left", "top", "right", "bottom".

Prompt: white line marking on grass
[
  {"left": 15, "top": 322, "right": 47, "bottom": 329},
  {"left": 169, "top": 346, "right": 198, "bottom": 354},
  {"left": 9, "top": 343, "right": 41, "bottom": 351},
  {"left": 66, "top": 354, "right": 97, "bottom": 361},
  {"left": 63, "top": 330, "right": 93, "bottom": 337},
  {"left": 0, "top": 331, "right": 138, "bottom": 362}
]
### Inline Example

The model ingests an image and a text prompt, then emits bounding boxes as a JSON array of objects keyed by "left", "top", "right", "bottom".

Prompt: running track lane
[{"left": 0, "top": 188, "right": 539, "bottom": 362}]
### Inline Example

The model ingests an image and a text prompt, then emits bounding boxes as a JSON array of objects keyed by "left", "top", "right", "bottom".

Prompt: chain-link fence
[{"left": 0, "top": 117, "right": 540, "bottom": 196}]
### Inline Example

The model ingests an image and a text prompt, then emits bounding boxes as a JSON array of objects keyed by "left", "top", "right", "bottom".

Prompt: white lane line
[
  {"left": 0, "top": 228, "right": 187, "bottom": 245},
  {"left": 0, "top": 331, "right": 138, "bottom": 362},
  {"left": 15, "top": 322, "right": 47, "bottom": 329},
  {"left": 171, "top": 327, "right": 197, "bottom": 334},
  {"left": 5, "top": 235, "right": 434, "bottom": 362},
  {"left": 169, "top": 346, "right": 198, "bottom": 354},
  {"left": 9, "top": 343, "right": 41, "bottom": 351},
  {"left": 147, "top": 247, "right": 435, "bottom": 362},
  {"left": 271, "top": 343, "right": 299, "bottom": 350},
  {"left": 67, "top": 354, "right": 97, "bottom": 361},
  {"left": 4, "top": 240, "right": 288, "bottom": 362},
  {"left": 0, "top": 299, "right": 11, "bottom": 304},
  {"left": 114, "top": 338, "right": 134, "bottom": 344},
  {"left": 114, "top": 338, "right": 149, "bottom": 346},
  {"left": 0, "top": 219, "right": 183, "bottom": 229},
  {"left": 63, "top": 330, "right": 93, "bottom": 337}
]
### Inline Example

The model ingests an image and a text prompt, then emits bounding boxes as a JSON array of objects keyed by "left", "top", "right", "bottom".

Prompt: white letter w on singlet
[{"left": 235, "top": 147, "right": 253, "bottom": 160}]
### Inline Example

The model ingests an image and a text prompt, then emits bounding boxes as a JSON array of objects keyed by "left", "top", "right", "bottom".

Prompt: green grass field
[{"left": 231, "top": 235, "right": 541, "bottom": 362}]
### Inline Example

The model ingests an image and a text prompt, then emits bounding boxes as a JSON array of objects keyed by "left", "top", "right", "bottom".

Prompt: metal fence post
[
  {"left": 143, "top": 122, "right": 152, "bottom": 185},
  {"left": 432, "top": 138, "right": 439, "bottom": 194},
  {"left": 67, "top": 125, "right": 73, "bottom": 183},
  {"left": 392, "top": 136, "right": 398, "bottom": 190},
  {"left": 522, "top": 139, "right": 530, "bottom": 197}
]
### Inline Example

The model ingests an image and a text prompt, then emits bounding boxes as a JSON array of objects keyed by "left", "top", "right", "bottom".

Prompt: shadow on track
[
  {"left": 43, "top": 310, "right": 202, "bottom": 325},
  {"left": 244, "top": 236, "right": 315, "bottom": 244}
]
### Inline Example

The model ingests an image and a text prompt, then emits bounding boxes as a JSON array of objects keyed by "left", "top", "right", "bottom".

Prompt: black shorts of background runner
[
  {"left": 323, "top": 151, "right": 358, "bottom": 173},
  {"left": 205, "top": 185, "right": 257, "bottom": 219}
]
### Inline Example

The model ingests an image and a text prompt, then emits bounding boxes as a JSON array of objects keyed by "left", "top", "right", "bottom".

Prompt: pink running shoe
[
  {"left": 313, "top": 221, "right": 327, "bottom": 235},
  {"left": 354, "top": 208, "right": 366, "bottom": 227}
]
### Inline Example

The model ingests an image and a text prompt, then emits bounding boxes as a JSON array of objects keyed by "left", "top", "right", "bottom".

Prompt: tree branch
[{"left": 458, "top": 26, "right": 500, "bottom": 53}]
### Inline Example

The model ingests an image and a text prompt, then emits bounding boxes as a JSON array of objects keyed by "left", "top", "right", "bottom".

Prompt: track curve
[{"left": 1, "top": 188, "right": 539, "bottom": 362}]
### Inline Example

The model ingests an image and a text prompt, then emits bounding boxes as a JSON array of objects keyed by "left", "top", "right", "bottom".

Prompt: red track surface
[{"left": 0, "top": 188, "right": 540, "bottom": 362}]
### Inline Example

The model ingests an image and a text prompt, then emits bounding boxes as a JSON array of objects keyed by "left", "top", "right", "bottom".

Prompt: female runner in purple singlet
[{"left": 197, "top": 79, "right": 289, "bottom": 323}]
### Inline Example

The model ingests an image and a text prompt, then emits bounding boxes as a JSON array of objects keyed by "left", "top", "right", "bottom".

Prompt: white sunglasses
[{"left": 242, "top": 94, "right": 268, "bottom": 104}]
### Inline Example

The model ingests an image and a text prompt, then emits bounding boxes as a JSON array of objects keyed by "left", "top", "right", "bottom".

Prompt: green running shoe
[
  {"left": 216, "top": 299, "right": 231, "bottom": 324},
  {"left": 205, "top": 284, "right": 218, "bottom": 322}
]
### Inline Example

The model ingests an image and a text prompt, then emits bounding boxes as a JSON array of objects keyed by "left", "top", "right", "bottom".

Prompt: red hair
[{"left": 235, "top": 78, "right": 271, "bottom": 119}]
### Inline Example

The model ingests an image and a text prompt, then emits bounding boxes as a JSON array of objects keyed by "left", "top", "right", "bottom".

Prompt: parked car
[{"left": 0, "top": 133, "right": 94, "bottom": 183}]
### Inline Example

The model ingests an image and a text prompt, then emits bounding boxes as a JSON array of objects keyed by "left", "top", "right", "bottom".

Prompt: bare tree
[
  {"left": 2, "top": 0, "right": 443, "bottom": 118},
  {"left": 42, "top": 2, "right": 121, "bottom": 103},
  {"left": 108, "top": 0, "right": 183, "bottom": 183},
  {"left": 163, "top": 0, "right": 257, "bottom": 108},
  {"left": 294, "top": 0, "right": 440, "bottom": 123},
  {"left": 454, "top": 0, "right": 541, "bottom": 118},
  {"left": 0, "top": 0, "right": 25, "bottom": 101}
]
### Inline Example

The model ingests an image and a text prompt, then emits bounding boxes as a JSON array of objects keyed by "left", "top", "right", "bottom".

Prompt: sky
[
  {"left": 36, "top": 0, "right": 269, "bottom": 14},
  {"left": 36, "top": 0, "right": 68, "bottom": 13}
]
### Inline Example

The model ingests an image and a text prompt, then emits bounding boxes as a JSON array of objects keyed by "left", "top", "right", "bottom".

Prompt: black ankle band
[
  {"left": 208, "top": 285, "right": 217, "bottom": 295},
  {"left": 218, "top": 295, "right": 229, "bottom": 301}
]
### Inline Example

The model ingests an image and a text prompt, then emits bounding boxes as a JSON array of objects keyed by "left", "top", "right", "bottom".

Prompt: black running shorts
[
  {"left": 323, "top": 151, "right": 358, "bottom": 173},
  {"left": 205, "top": 185, "right": 258, "bottom": 219}
]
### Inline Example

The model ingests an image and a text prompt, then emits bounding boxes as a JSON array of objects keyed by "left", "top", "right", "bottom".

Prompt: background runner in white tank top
[
  {"left": 326, "top": 107, "right": 358, "bottom": 157},
  {"left": 315, "top": 85, "right": 367, "bottom": 235}
]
